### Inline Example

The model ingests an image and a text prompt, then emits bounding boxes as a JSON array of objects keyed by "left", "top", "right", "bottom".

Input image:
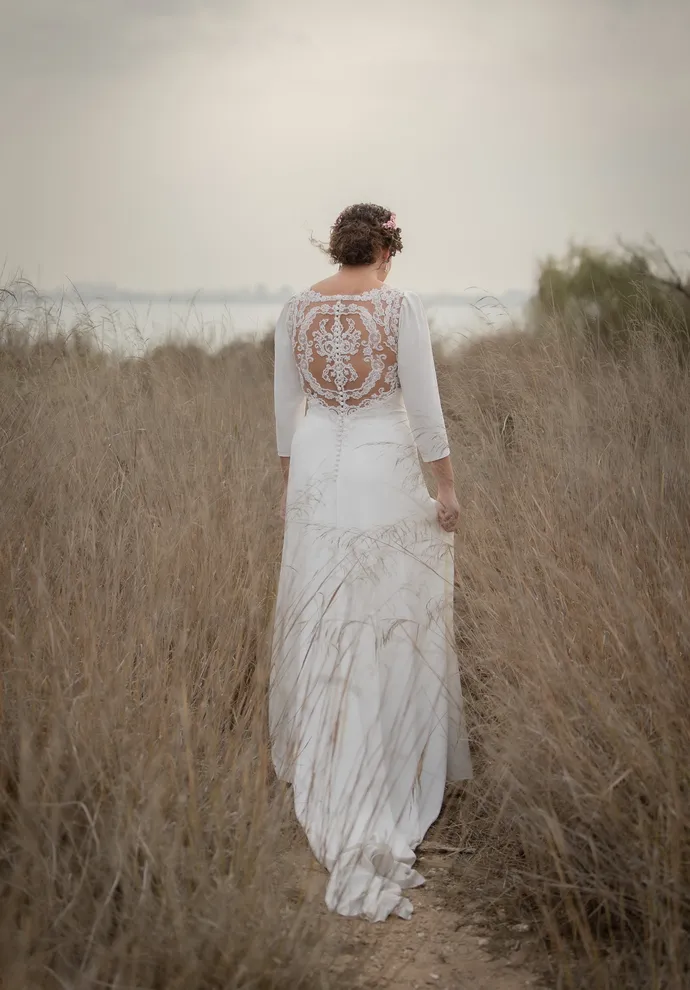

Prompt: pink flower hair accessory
[{"left": 382, "top": 213, "right": 397, "bottom": 229}]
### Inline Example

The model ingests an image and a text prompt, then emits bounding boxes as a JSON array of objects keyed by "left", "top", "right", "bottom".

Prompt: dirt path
[{"left": 294, "top": 843, "right": 539, "bottom": 990}]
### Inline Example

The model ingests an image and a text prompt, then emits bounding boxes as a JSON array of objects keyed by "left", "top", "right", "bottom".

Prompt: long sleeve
[
  {"left": 397, "top": 291, "right": 450, "bottom": 462},
  {"left": 274, "top": 298, "right": 305, "bottom": 456}
]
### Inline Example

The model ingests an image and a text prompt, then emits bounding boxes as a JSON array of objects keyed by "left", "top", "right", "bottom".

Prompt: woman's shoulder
[{"left": 398, "top": 288, "right": 423, "bottom": 309}]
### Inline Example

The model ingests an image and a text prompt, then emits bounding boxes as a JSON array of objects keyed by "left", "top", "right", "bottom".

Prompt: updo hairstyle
[{"left": 326, "top": 203, "right": 403, "bottom": 267}]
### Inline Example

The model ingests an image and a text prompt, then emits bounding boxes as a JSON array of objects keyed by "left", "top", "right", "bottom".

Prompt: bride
[{"left": 270, "top": 203, "right": 472, "bottom": 923}]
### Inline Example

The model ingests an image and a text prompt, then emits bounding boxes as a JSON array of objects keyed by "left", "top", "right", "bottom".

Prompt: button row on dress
[{"left": 334, "top": 413, "right": 345, "bottom": 472}]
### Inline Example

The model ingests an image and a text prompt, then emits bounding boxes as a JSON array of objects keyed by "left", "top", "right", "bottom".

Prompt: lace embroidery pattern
[{"left": 289, "top": 288, "right": 404, "bottom": 415}]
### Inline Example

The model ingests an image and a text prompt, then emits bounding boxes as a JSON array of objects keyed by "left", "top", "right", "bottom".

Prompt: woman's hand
[
  {"left": 428, "top": 455, "right": 458, "bottom": 532},
  {"left": 436, "top": 485, "right": 460, "bottom": 533}
]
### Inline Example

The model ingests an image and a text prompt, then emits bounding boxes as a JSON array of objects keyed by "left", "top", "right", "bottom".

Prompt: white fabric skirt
[{"left": 269, "top": 394, "right": 472, "bottom": 922}]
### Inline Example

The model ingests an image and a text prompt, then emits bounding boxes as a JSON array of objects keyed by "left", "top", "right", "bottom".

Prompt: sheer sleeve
[
  {"left": 274, "top": 298, "right": 305, "bottom": 456},
  {"left": 397, "top": 291, "right": 450, "bottom": 462}
]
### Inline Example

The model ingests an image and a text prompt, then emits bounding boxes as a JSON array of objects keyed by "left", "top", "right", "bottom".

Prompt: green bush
[{"left": 531, "top": 245, "right": 690, "bottom": 353}]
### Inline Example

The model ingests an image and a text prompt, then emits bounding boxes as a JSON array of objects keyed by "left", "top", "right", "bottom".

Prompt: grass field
[{"left": 1, "top": 289, "right": 688, "bottom": 988}]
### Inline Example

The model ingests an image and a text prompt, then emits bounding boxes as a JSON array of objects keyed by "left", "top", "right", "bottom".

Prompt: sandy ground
[{"left": 291, "top": 840, "right": 541, "bottom": 990}]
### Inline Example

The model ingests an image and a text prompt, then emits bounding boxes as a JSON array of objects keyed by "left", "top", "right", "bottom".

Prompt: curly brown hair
[{"left": 325, "top": 203, "right": 403, "bottom": 267}]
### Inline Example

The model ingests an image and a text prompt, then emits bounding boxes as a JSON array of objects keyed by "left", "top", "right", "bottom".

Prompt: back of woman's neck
[{"left": 310, "top": 267, "right": 386, "bottom": 295}]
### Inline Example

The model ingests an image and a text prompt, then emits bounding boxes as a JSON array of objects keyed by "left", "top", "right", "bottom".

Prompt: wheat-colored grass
[
  {"left": 439, "top": 324, "right": 689, "bottom": 988},
  {"left": 1, "top": 292, "right": 688, "bottom": 988}
]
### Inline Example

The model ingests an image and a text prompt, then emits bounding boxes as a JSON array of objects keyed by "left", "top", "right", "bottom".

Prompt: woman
[{"left": 270, "top": 203, "right": 472, "bottom": 923}]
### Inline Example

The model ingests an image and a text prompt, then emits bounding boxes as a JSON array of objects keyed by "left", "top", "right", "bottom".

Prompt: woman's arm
[
  {"left": 279, "top": 455, "right": 291, "bottom": 520},
  {"left": 397, "top": 291, "right": 459, "bottom": 532},
  {"left": 274, "top": 299, "right": 304, "bottom": 513},
  {"left": 274, "top": 298, "right": 304, "bottom": 456}
]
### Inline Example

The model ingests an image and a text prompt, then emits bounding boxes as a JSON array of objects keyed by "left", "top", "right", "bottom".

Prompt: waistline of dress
[{"left": 304, "top": 390, "right": 406, "bottom": 421}]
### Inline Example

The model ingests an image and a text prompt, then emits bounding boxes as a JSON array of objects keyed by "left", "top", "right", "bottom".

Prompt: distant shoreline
[{"left": 41, "top": 287, "right": 529, "bottom": 309}]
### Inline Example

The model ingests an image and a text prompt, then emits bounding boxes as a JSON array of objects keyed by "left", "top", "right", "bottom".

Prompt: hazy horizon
[
  {"left": 3, "top": 1, "right": 689, "bottom": 297},
  {"left": 37, "top": 280, "right": 530, "bottom": 304}
]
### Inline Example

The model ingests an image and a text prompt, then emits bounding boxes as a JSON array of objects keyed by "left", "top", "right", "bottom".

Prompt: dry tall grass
[
  {"left": 1, "top": 291, "right": 688, "bottom": 988},
  {"left": 0, "top": 316, "right": 334, "bottom": 989},
  {"left": 440, "top": 324, "right": 689, "bottom": 988}
]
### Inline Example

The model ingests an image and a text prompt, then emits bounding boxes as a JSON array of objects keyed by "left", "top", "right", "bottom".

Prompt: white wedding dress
[{"left": 270, "top": 286, "right": 472, "bottom": 922}]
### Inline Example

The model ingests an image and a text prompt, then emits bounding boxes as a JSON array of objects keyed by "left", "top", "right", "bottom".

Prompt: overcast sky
[{"left": 2, "top": 0, "right": 689, "bottom": 295}]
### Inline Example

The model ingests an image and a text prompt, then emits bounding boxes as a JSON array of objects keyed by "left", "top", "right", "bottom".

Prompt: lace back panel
[{"left": 290, "top": 288, "right": 404, "bottom": 413}]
